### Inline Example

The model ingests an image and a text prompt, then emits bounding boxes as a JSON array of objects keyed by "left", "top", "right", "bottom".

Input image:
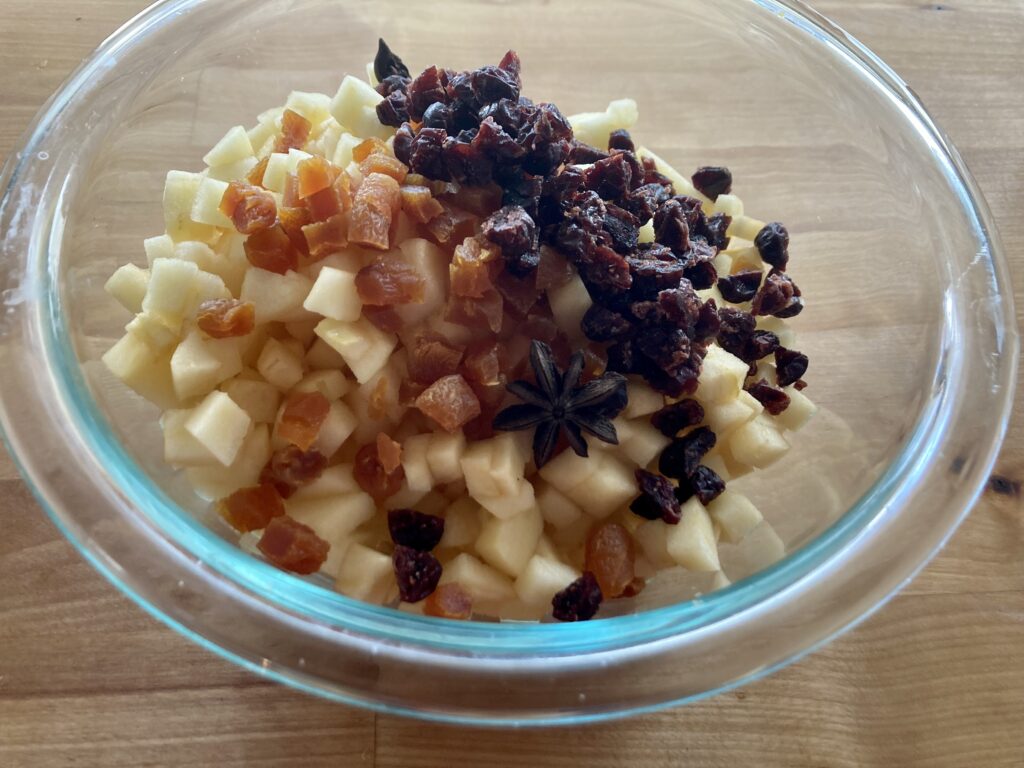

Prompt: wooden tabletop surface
[{"left": 1, "top": 1, "right": 1021, "bottom": 765}]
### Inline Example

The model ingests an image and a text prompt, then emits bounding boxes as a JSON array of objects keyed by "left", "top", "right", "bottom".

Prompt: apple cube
[
  {"left": 426, "top": 431, "right": 466, "bottom": 484},
  {"left": 185, "top": 423, "right": 270, "bottom": 500},
  {"left": 707, "top": 491, "right": 763, "bottom": 544},
  {"left": 312, "top": 400, "right": 358, "bottom": 458},
  {"left": 143, "top": 234, "right": 175, "bottom": 266},
  {"left": 695, "top": 345, "right": 749, "bottom": 404},
  {"left": 535, "top": 535, "right": 561, "bottom": 562},
  {"left": 439, "top": 553, "right": 515, "bottom": 604},
  {"left": 476, "top": 478, "right": 536, "bottom": 520},
  {"left": 775, "top": 386, "right": 816, "bottom": 432},
  {"left": 314, "top": 317, "right": 397, "bottom": 384},
  {"left": 568, "top": 98, "right": 639, "bottom": 148},
  {"left": 548, "top": 276, "right": 591, "bottom": 340},
  {"left": 335, "top": 544, "right": 395, "bottom": 603},
  {"left": 318, "top": 538, "right": 353, "bottom": 580},
  {"left": 476, "top": 505, "right": 543, "bottom": 577},
  {"left": 221, "top": 377, "right": 280, "bottom": 423},
  {"left": 203, "top": 125, "right": 254, "bottom": 167},
  {"left": 535, "top": 481, "right": 583, "bottom": 530},
  {"left": 330, "top": 75, "right": 391, "bottom": 139},
  {"left": 401, "top": 433, "right": 435, "bottom": 492},
  {"left": 637, "top": 218, "right": 655, "bottom": 244},
  {"left": 728, "top": 215, "right": 766, "bottom": 243},
  {"left": 240, "top": 267, "right": 313, "bottom": 324},
  {"left": 291, "top": 464, "right": 360, "bottom": 500},
  {"left": 713, "top": 193, "right": 744, "bottom": 219},
  {"left": 125, "top": 312, "right": 178, "bottom": 354},
  {"left": 184, "top": 390, "right": 252, "bottom": 466},
  {"left": 105, "top": 264, "right": 149, "bottom": 314},
  {"left": 514, "top": 555, "right": 580, "bottom": 609},
  {"left": 705, "top": 394, "right": 758, "bottom": 437},
  {"left": 636, "top": 147, "right": 705, "bottom": 201},
  {"left": 634, "top": 519, "right": 675, "bottom": 568},
  {"left": 619, "top": 419, "right": 671, "bottom": 468},
  {"left": 163, "top": 170, "right": 218, "bottom": 243},
  {"left": 142, "top": 257, "right": 200, "bottom": 328},
  {"left": 286, "top": 491, "right": 376, "bottom": 543},
  {"left": 438, "top": 497, "right": 481, "bottom": 549},
  {"left": 565, "top": 453, "right": 637, "bottom": 519},
  {"left": 756, "top": 315, "right": 796, "bottom": 348},
  {"left": 171, "top": 329, "right": 242, "bottom": 400},
  {"left": 666, "top": 498, "right": 720, "bottom": 572},
  {"left": 302, "top": 266, "right": 362, "bottom": 322},
  {"left": 711, "top": 571, "right": 732, "bottom": 590},
  {"left": 727, "top": 245, "right": 762, "bottom": 273},
  {"left": 385, "top": 479, "right": 429, "bottom": 510},
  {"left": 537, "top": 446, "right": 599, "bottom": 496},
  {"left": 256, "top": 337, "right": 304, "bottom": 390},
  {"left": 207, "top": 156, "right": 258, "bottom": 183},
  {"left": 101, "top": 333, "right": 180, "bottom": 409},
  {"left": 173, "top": 240, "right": 217, "bottom": 272},
  {"left": 292, "top": 369, "right": 352, "bottom": 401},
  {"left": 332, "top": 132, "right": 361, "bottom": 169},
  {"left": 461, "top": 434, "right": 524, "bottom": 501},
  {"left": 305, "top": 337, "right": 346, "bottom": 371},
  {"left": 284, "top": 91, "right": 332, "bottom": 126},
  {"left": 261, "top": 152, "right": 291, "bottom": 193},
  {"left": 209, "top": 233, "right": 249, "bottom": 297},
  {"left": 190, "top": 176, "right": 233, "bottom": 228},
  {"left": 393, "top": 239, "right": 449, "bottom": 325},
  {"left": 160, "top": 409, "right": 217, "bottom": 467},
  {"left": 624, "top": 380, "right": 664, "bottom": 419},
  {"left": 729, "top": 413, "right": 791, "bottom": 469},
  {"left": 309, "top": 118, "right": 343, "bottom": 160}
]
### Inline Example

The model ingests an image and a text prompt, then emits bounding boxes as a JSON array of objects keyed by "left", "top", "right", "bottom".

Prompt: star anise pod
[{"left": 493, "top": 340, "right": 629, "bottom": 468}]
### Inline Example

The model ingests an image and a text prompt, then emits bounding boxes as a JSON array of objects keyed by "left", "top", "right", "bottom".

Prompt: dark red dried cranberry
[
  {"left": 393, "top": 545, "right": 443, "bottom": 603},
  {"left": 407, "top": 127, "right": 450, "bottom": 180},
  {"left": 407, "top": 65, "right": 448, "bottom": 121},
  {"left": 443, "top": 135, "right": 493, "bottom": 185},
  {"left": 641, "top": 156, "right": 674, "bottom": 188},
  {"left": 653, "top": 198, "right": 691, "bottom": 252},
  {"left": 751, "top": 269, "right": 802, "bottom": 318},
  {"left": 793, "top": 379, "right": 808, "bottom": 391},
  {"left": 686, "top": 465, "right": 726, "bottom": 505},
  {"left": 374, "top": 39, "right": 411, "bottom": 81},
  {"left": 705, "top": 212, "right": 732, "bottom": 250},
  {"left": 499, "top": 49, "right": 522, "bottom": 76},
  {"left": 636, "top": 327, "right": 692, "bottom": 375},
  {"left": 627, "top": 256, "right": 685, "bottom": 300},
  {"left": 577, "top": 244, "right": 633, "bottom": 298},
  {"left": 655, "top": 284, "right": 703, "bottom": 332},
  {"left": 718, "top": 270, "right": 762, "bottom": 303},
  {"left": 551, "top": 572, "right": 603, "bottom": 621},
  {"left": 659, "top": 426, "right": 716, "bottom": 480},
  {"left": 583, "top": 152, "right": 639, "bottom": 202},
  {"left": 623, "top": 183, "right": 671, "bottom": 222},
  {"left": 481, "top": 204, "right": 538, "bottom": 272},
  {"left": 568, "top": 140, "right": 609, "bottom": 164},
  {"left": 376, "top": 90, "right": 409, "bottom": 127},
  {"left": 392, "top": 123, "right": 415, "bottom": 165},
  {"left": 421, "top": 102, "right": 451, "bottom": 129},
  {"left": 755, "top": 222, "right": 790, "bottom": 270},
  {"left": 747, "top": 330, "right": 780, "bottom": 361},
  {"left": 607, "top": 129, "right": 635, "bottom": 152},
  {"left": 746, "top": 379, "right": 791, "bottom": 415},
  {"left": 605, "top": 340, "right": 636, "bottom": 374},
  {"left": 387, "top": 509, "right": 445, "bottom": 551},
  {"left": 631, "top": 469, "right": 682, "bottom": 524},
  {"left": 691, "top": 166, "right": 732, "bottom": 200},
  {"left": 651, "top": 399, "right": 704, "bottom": 437},
  {"left": 683, "top": 261, "right": 717, "bottom": 290},
  {"left": 376, "top": 74, "right": 411, "bottom": 98},
  {"left": 582, "top": 304, "right": 634, "bottom": 342},
  {"left": 717, "top": 307, "right": 757, "bottom": 358},
  {"left": 674, "top": 482, "right": 694, "bottom": 505},
  {"left": 694, "top": 298, "right": 721, "bottom": 342},
  {"left": 473, "top": 117, "right": 526, "bottom": 162},
  {"left": 775, "top": 347, "right": 809, "bottom": 387}
]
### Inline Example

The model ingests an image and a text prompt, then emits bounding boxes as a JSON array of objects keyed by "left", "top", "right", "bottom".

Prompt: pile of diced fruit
[{"left": 102, "top": 42, "right": 815, "bottom": 622}]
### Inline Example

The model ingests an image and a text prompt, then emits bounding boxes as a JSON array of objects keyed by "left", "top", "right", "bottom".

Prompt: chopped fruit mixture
[{"left": 103, "top": 40, "right": 817, "bottom": 622}]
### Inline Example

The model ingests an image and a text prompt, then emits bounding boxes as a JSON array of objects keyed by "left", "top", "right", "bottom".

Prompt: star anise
[{"left": 493, "top": 340, "right": 629, "bottom": 468}]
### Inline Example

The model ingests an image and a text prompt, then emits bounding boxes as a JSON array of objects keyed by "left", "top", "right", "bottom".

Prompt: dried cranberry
[
  {"left": 752, "top": 269, "right": 803, "bottom": 318},
  {"left": 794, "top": 379, "right": 808, "bottom": 391},
  {"left": 406, "top": 127, "right": 450, "bottom": 180},
  {"left": 718, "top": 270, "right": 762, "bottom": 303},
  {"left": 421, "top": 102, "right": 451, "bottom": 129},
  {"left": 376, "top": 74, "right": 410, "bottom": 98},
  {"left": 747, "top": 330, "right": 780, "bottom": 361},
  {"left": 606, "top": 340, "right": 636, "bottom": 374},
  {"left": 746, "top": 379, "right": 791, "bottom": 415},
  {"left": 387, "top": 509, "right": 445, "bottom": 551},
  {"left": 551, "top": 572, "right": 603, "bottom": 622},
  {"left": 407, "top": 65, "right": 448, "bottom": 121},
  {"left": 603, "top": 206, "right": 639, "bottom": 254},
  {"left": 481, "top": 204, "right": 538, "bottom": 271},
  {"left": 568, "top": 140, "right": 609, "bottom": 164},
  {"left": 717, "top": 307, "right": 757, "bottom": 358},
  {"left": 582, "top": 304, "right": 634, "bottom": 342},
  {"left": 473, "top": 117, "right": 526, "bottom": 162},
  {"left": 653, "top": 198, "right": 691, "bottom": 252},
  {"left": 654, "top": 284, "right": 703, "bottom": 332},
  {"left": 607, "top": 129, "right": 635, "bottom": 152},
  {"left": 659, "top": 426, "right": 716, "bottom": 480},
  {"left": 376, "top": 90, "right": 409, "bottom": 127},
  {"left": 392, "top": 123, "right": 415, "bottom": 165},
  {"left": 373, "top": 38, "right": 411, "bottom": 81},
  {"left": 651, "top": 399, "right": 704, "bottom": 437},
  {"left": 583, "top": 152, "right": 639, "bottom": 202},
  {"left": 683, "top": 260, "right": 717, "bottom": 290},
  {"left": 694, "top": 299, "right": 721, "bottom": 342},
  {"left": 442, "top": 135, "right": 493, "bottom": 185},
  {"left": 705, "top": 212, "right": 732, "bottom": 250},
  {"left": 577, "top": 244, "right": 632, "bottom": 298},
  {"left": 641, "top": 156, "right": 674, "bottom": 188},
  {"left": 392, "top": 545, "right": 443, "bottom": 603},
  {"left": 623, "top": 183, "right": 671, "bottom": 222},
  {"left": 687, "top": 465, "right": 726, "bottom": 505},
  {"left": 755, "top": 222, "right": 790, "bottom": 270},
  {"left": 775, "top": 347, "right": 809, "bottom": 387},
  {"left": 499, "top": 49, "right": 522, "bottom": 76},
  {"left": 691, "top": 166, "right": 733, "bottom": 200},
  {"left": 630, "top": 469, "right": 682, "bottom": 524}
]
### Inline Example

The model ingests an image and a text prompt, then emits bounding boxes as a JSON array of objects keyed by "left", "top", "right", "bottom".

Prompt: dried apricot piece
[
  {"left": 376, "top": 433, "right": 403, "bottom": 474},
  {"left": 445, "top": 290, "right": 503, "bottom": 334},
  {"left": 424, "top": 583, "right": 473, "bottom": 620},
  {"left": 282, "top": 173, "right": 303, "bottom": 208},
  {"left": 302, "top": 214, "right": 348, "bottom": 259},
  {"left": 278, "top": 204, "right": 312, "bottom": 257},
  {"left": 462, "top": 340, "right": 505, "bottom": 386},
  {"left": 359, "top": 152, "right": 409, "bottom": 183},
  {"left": 258, "top": 515, "right": 329, "bottom": 574},
  {"left": 219, "top": 181, "right": 277, "bottom": 235},
  {"left": 261, "top": 446, "right": 328, "bottom": 498},
  {"left": 297, "top": 156, "right": 338, "bottom": 199},
  {"left": 354, "top": 442, "right": 405, "bottom": 501},
  {"left": 349, "top": 172, "right": 401, "bottom": 250},
  {"left": 355, "top": 259, "right": 426, "bottom": 305},
  {"left": 244, "top": 224, "right": 299, "bottom": 274},
  {"left": 450, "top": 235, "right": 501, "bottom": 298},
  {"left": 274, "top": 108, "right": 312, "bottom": 153},
  {"left": 352, "top": 137, "right": 390, "bottom": 163},
  {"left": 247, "top": 156, "right": 270, "bottom": 188},
  {"left": 278, "top": 391, "right": 331, "bottom": 451},
  {"left": 400, "top": 185, "right": 444, "bottom": 224},
  {"left": 585, "top": 522, "right": 636, "bottom": 599},
  {"left": 448, "top": 184, "right": 503, "bottom": 216},
  {"left": 415, "top": 374, "right": 481, "bottom": 432},
  {"left": 362, "top": 305, "right": 404, "bottom": 333},
  {"left": 220, "top": 484, "right": 285, "bottom": 532},
  {"left": 425, "top": 204, "right": 477, "bottom": 245},
  {"left": 407, "top": 333, "right": 465, "bottom": 385},
  {"left": 197, "top": 298, "right": 255, "bottom": 339},
  {"left": 306, "top": 172, "right": 351, "bottom": 223}
]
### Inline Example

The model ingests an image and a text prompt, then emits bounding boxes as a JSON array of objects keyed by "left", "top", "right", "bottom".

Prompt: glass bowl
[{"left": 0, "top": 0, "right": 1016, "bottom": 725}]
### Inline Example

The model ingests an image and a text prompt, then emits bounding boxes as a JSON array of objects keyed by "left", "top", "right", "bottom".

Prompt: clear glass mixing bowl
[{"left": 0, "top": 0, "right": 1016, "bottom": 725}]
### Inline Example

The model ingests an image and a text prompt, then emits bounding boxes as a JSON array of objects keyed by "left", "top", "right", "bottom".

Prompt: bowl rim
[{"left": 0, "top": 0, "right": 1017, "bottom": 724}]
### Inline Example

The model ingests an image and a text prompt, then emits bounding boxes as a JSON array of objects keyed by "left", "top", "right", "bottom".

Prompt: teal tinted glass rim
[{"left": 26, "top": 0, "right": 979, "bottom": 657}]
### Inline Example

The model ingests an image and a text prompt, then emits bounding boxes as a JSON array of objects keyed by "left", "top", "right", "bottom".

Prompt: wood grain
[{"left": 0, "top": 1, "right": 1021, "bottom": 766}]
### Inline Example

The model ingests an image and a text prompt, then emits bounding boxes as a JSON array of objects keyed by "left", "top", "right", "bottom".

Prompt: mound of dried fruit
[{"left": 102, "top": 40, "right": 816, "bottom": 622}]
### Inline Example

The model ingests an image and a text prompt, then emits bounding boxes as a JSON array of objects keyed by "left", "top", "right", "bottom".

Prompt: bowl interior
[{"left": 64, "top": 0, "right": 954, "bottom": 613}]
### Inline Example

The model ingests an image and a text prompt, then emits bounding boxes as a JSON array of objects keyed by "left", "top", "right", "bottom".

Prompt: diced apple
[
  {"left": 514, "top": 555, "right": 580, "bottom": 609},
  {"left": 704, "top": 394, "right": 757, "bottom": 437},
  {"left": 207, "top": 156, "right": 258, "bottom": 183},
  {"left": 305, "top": 337, "right": 347, "bottom": 371},
  {"left": 184, "top": 390, "right": 252, "bottom": 466},
  {"left": 623, "top": 380, "right": 664, "bottom": 419},
  {"left": 184, "top": 270, "right": 232, "bottom": 320},
  {"left": 335, "top": 544, "right": 395, "bottom": 603},
  {"left": 173, "top": 240, "right": 217, "bottom": 272},
  {"left": 775, "top": 386, "right": 816, "bottom": 432},
  {"left": 190, "top": 177, "right": 233, "bottom": 229},
  {"left": 185, "top": 423, "right": 270, "bottom": 500},
  {"left": 393, "top": 239, "right": 449, "bottom": 324},
  {"left": 262, "top": 152, "right": 291, "bottom": 193},
  {"left": 713, "top": 193, "right": 744, "bottom": 219},
  {"left": 211, "top": 233, "right": 249, "bottom": 297},
  {"left": 240, "top": 267, "right": 314, "bottom": 325},
  {"left": 286, "top": 491, "right": 376, "bottom": 542},
  {"left": 461, "top": 434, "right": 526, "bottom": 502},
  {"left": 729, "top": 413, "right": 791, "bottom": 468},
  {"left": 565, "top": 453, "right": 637, "bottom": 519},
  {"left": 707, "top": 491, "right": 763, "bottom": 544},
  {"left": 426, "top": 431, "right": 466, "bottom": 484},
  {"left": 350, "top": 357, "right": 407, "bottom": 439},
  {"left": 619, "top": 419, "right": 672, "bottom": 468},
  {"left": 143, "top": 234, "right": 175, "bottom": 266},
  {"left": 319, "top": 538, "right": 352, "bottom": 579},
  {"left": 160, "top": 409, "right": 217, "bottom": 467},
  {"left": 535, "top": 481, "right": 583, "bottom": 530},
  {"left": 171, "top": 329, "right": 242, "bottom": 400},
  {"left": 638, "top": 218, "right": 655, "bottom": 244},
  {"left": 302, "top": 266, "right": 362, "bottom": 322},
  {"left": 756, "top": 315, "right": 796, "bottom": 348},
  {"left": 535, "top": 535, "right": 561, "bottom": 562},
  {"left": 292, "top": 369, "right": 352, "bottom": 401},
  {"left": 634, "top": 519, "right": 675, "bottom": 568},
  {"left": 476, "top": 478, "right": 536, "bottom": 520},
  {"left": 291, "top": 464, "right": 360, "bottom": 500},
  {"left": 753, "top": 360, "right": 778, "bottom": 386},
  {"left": 203, "top": 125, "right": 255, "bottom": 167},
  {"left": 727, "top": 245, "right": 762, "bottom": 273},
  {"left": 666, "top": 498, "right": 720, "bottom": 572},
  {"left": 256, "top": 337, "right": 304, "bottom": 390},
  {"left": 538, "top": 446, "right": 600, "bottom": 495},
  {"left": 568, "top": 98, "right": 639, "bottom": 148},
  {"left": 439, "top": 553, "right": 515, "bottom": 603},
  {"left": 476, "top": 505, "right": 543, "bottom": 577},
  {"left": 284, "top": 91, "right": 332, "bottom": 126},
  {"left": 438, "top": 497, "right": 482, "bottom": 549},
  {"left": 312, "top": 400, "right": 358, "bottom": 458},
  {"left": 713, "top": 250, "right": 733, "bottom": 280},
  {"left": 142, "top": 258, "right": 199, "bottom": 328},
  {"left": 101, "top": 332, "right": 180, "bottom": 409},
  {"left": 728, "top": 215, "right": 766, "bottom": 243},
  {"left": 711, "top": 571, "right": 732, "bottom": 590},
  {"left": 222, "top": 377, "right": 280, "bottom": 423},
  {"left": 247, "top": 108, "right": 283, "bottom": 156},
  {"left": 283, "top": 319, "right": 318, "bottom": 347},
  {"left": 331, "top": 132, "right": 361, "bottom": 169},
  {"left": 635, "top": 147, "right": 707, "bottom": 202},
  {"left": 548, "top": 275, "right": 591, "bottom": 340},
  {"left": 105, "top": 264, "right": 149, "bottom": 314},
  {"left": 330, "top": 75, "right": 391, "bottom": 139},
  {"left": 402, "top": 433, "right": 435, "bottom": 492},
  {"left": 163, "top": 170, "right": 218, "bottom": 243},
  {"left": 309, "top": 118, "right": 343, "bottom": 160},
  {"left": 314, "top": 317, "right": 397, "bottom": 384},
  {"left": 123, "top": 313, "right": 177, "bottom": 353},
  {"left": 385, "top": 479, "right": 429, "bottom": 510},
  {"left": 695, "top": 345, "right": 749, "bottom": 404}
]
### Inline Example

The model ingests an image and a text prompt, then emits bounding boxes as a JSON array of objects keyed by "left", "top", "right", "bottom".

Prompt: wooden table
[{"left": 1, "top": 1, "right": 1021, "bottom": 765}]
